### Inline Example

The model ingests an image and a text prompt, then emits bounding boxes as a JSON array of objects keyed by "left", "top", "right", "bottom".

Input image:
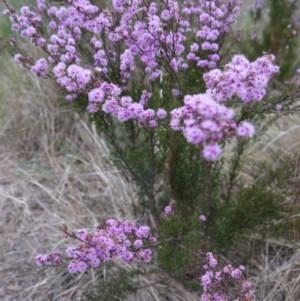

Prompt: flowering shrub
[
  {"left": 3, "top": 0, "right": 300, "bottom": 299},
  {"left": 3, "top": 0, "right": 280, "bottom": 160},
  {"left": 246, "top": 0, "right": 299, "bottom": 81},
  {"left": 199, "top": 253, "right": 253, "bottom": 301},
  {"left": 36, "top": 219, "right": 156, "bottom": 273},
  {"left": 37, "top": 207, "right": 256, "bottom": 300},
  {"left": 160, "top": 208, "right": 255, "bottom": 301}
]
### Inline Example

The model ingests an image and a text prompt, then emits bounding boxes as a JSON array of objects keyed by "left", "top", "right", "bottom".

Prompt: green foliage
[
  {"left": 48, "top": 9, "right": 300, "bottom": 298},
  {"left": 273, "top": 217, "right": 300, "bottom": 243},
  {"left": 70, "top": 73, "right": 224, "bottom": 223},
  {"left": 84, "top": 268, "right": 141, "bottom": 301},
  {"left": 157, "top": 213, "right": 205, "bottom": 290},
  {"left": 158, "top": 215, "right": 191, "bottom": 273},
  {"left": 252, "top": 157, "right": 300, "bottom": 243},
  {"left": 66, "top": 24, "right": 300, "bottom": 293},
  {"left": 243, "top": 0, "right": 299, "bottom": 80},
  {"left": 163, "top": 135, "right": 222, "bottom": 218},
  {"left": 212, "top": 185, "right": 284, "bottom": 249}
]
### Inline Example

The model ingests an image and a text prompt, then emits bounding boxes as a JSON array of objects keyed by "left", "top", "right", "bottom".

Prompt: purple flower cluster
[
  {"left": 204, "top": 54, "right": 279, "bottom": 104},
  {"left": 161, "top": 205, "right": 175, "bottom": 219},
  {"left": 189, "top": 0, "right": 243, "bottom": 69},
  {"left": 169, "top": 54, "right": 273, "bottom": 160},
  {"left": 88, "top": 84, "right": 167, "bottom": 126},
  {"left": 200, "top": 252, "right": 254, "bottom": 301},
  {"left": 4, "top": 0, "right": 243, "bottom": 88},
  {"left": 170, "top": 93, "right": 236, "bottom": 160},
  {"left": 30, "top": 58, "right": 48, "bottom": 77},
  {"left": 4, "top": 5, "right": 45, "bottom": 47},
  {"left": 4, "top": 0, "right": 279, "bottom": 161},
  {"left": 36, "top": 219, "right": 157, "bottom": 273}
]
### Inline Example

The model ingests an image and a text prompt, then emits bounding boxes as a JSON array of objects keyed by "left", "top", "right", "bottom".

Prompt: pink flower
[
  {"left": 190, "top": 43, "right": 199, "bottom": 52},
  {"left": 199, "top": 215, "right": 206, "bottom": 222},
  {"left": 202, "top": 144, "right": 222, "bottom": 161},
  {"left": 133, "top": 239, "right": 143, "bottom": 248},
  {"left": 164, "top": 206, "right": 172, "bottom": 214},
  {"left": 184, "top": 127, "right": 205, "bottom": 144},
  {"left": 88, "top": 88, "right": 105, "bottom": 102},
  {"left": 172, "top": 89, "right": 181, "bottom": 96},
  {"left": 236, "top": 121, "right": 255, "bottom": 138},
  {"left": 157, "top": 108, "right": 167, "bottom": 119}
]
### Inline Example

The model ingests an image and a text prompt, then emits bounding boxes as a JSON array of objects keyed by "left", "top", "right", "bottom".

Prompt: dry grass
[
  {"left": 235, "top": 114, "right": 300, "bottom": 184},
  {"left": 247, "top": 238, "right": 300, "bottom": 301},
  {"left": 244, "top": 115, "right": 300, "bottom": 301},
  {"left": 222, "top": 107, "right": 300, "bottom": 301}
]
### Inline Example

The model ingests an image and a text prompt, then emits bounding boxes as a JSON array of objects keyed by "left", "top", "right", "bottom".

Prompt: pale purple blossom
[
  {"left": 36, "top": 219, "right": 156, "bottom": 273},
  {"left": 164, "top": 206, "right": 172, "bottom": 214},
  {"left": 199, "top": 215, "right": 206, "bottom": 221},
  {"left": 236, "top": 121, "right": 255, "bottom": 138},
  {"left": 5, "top": 0, "right": 278, "bottom": 162},
  {"left": 203, "top": 144, "right": 222, "bottom": 161}
]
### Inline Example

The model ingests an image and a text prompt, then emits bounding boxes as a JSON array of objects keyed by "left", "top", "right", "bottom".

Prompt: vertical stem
[
  {"left": 149, "top": 129, "right": 160, "bottom": 225},
  {"left": 205, "top": 161, "right": 212, "bottom": 216},
  {"left": 149, "top": 190, "right": 160, "bottom": 226},
  {"left": 204, "top": 161, "right": 213, "bottom": 238},
  {"left": 224, "top": 141, "right": 244, "bottom": 204}
]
